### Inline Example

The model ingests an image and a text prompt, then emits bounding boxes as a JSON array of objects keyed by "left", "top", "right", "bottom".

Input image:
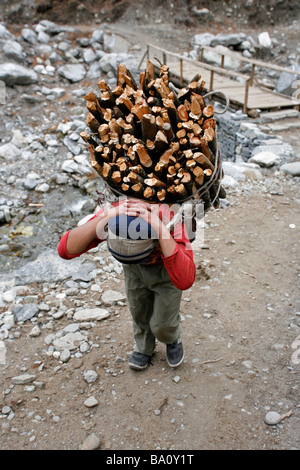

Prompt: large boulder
[{"left": 0, "top": 63, "right": 38, "bottom": 86}]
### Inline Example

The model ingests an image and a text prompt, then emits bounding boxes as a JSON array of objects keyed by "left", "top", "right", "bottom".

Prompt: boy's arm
[{"left": 58, "top": 202, "right": 126, "bottom": 259}]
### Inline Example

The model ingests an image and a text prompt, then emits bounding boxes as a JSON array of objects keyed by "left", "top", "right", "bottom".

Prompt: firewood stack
[{"left": 80, "top": 60, "right": 225, "bottom": 210}]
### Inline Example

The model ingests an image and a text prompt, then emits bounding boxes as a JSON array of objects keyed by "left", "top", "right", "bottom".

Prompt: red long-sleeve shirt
[{"left": 57, "top": 204, "right": 196, "bottom": 291}]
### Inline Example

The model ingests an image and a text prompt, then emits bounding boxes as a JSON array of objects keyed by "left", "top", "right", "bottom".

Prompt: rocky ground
[{"left": 0, "top": 4, "right": 299, "bottom": 451}]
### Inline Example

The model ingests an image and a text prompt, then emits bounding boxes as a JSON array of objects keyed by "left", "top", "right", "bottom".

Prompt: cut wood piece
[
  {"left": 117, "top": 63, "right": 129, "bottom": 87},
  {"left": 132, "top": 182, "right": 144, "bottom": 196},
  {"left": 203, "top": 117, "right": 216, "bottom": 129},
  {"left": 131, "top": 99, "right": 151, "bottom": 121},
  {"left": 154, "top": 130, "right": 169, "bottom": 153},
  {"left": 154, "top": 77, "right": 171, "bottom": 100},
  {"left": 112, "top": 85, "right": 123, "bottom": 97},
  {"left": 146, "top": 60, "right": 155, "bottom": 81},
  {"left": 102, "top": 162, "right": 112, "bottom": 179},
  {"left": 127, "top": 171, "right": 144, "bottom": 184},
  {"left": 193, "top": 166, "right": 204, "bottom": 185},
  {"left": 162, "top": 122, "right": 174, "bottom": 141},
  {"left": 174, "top": 183, "right": 187, "bottom": 198},
  {"left": 121, "top": 182, "right": 130, "bottom": 192},
  {"left": 143, "top": 186, "right": 155, "bottom": 199},
  {"left": 134, "top": 143, "right": 153, "bottom": 168},
  {"left": 109, "top": 118, "right": 122, "bottom": 135},
  {"left": 177, "top": 104, "right": 189, "bottom": 122},
  {"left": 139, "top": 71, "right": 146, "bottom": 91},
  {"left": 87, "top": 143, "right": 103, "bottom": 175},
  {"left": 86, "top": 100, "right": 104, "bottom": 123},
  {"left": 80, "top": 131, "right": 98, "bottom": 148},
  {"left": 191, "top": 95, "right": 202, "bottom": 116},
  {"left": 192, "top": 122, "right": 202, "bottom": 136},
  {"left": 203, "top": 105, "right": 214, "bottom": 118},
  {"left": 200, "top": 138, "right": 211, "bottom": 159},
  {"left": 203, "top": 127, "right": 215, "bottom": 142},
  {"left": 127, "top": 146, "right": 138, "bottom": 164},
  {"left": 141, "top": 114, "right": 156, "bottom": 141},
  {"left": 144, "top": 177, "right": 167, "bottom": 188},
  {"left": 176, "top": 128, "right": 186, "bottom": 139},
  {"left": 177, "top": 87, "right": 190, "bottom": 101},
  {"left": 112, "top": 170, "right": 122, "bottom": 184},
  {"left": 189, "top": 136, "right": 202, "bottom": 148},
  {"left": 115, "top": 93, "right": 134, "bottom": 114},
  {"left": 157, "top": 189, "right": 166, "bottom": 201},
  {"left": 193, "top": 152, "right": 215, "bottom": 171},
  {"left": 86, "top": 113, "right": 100, "bottom": 133}
]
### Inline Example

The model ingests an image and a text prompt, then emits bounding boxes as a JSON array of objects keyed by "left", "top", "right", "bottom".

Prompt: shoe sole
[
  {"left": 167, "top": 351, "right": 185, "bottom": 368},
  {"left": 129, "top": 362, "right": 149, "bottom": 371}
]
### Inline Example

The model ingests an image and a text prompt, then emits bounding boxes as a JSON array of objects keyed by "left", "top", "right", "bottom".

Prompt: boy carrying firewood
[{"left": 57, "top": 197, "right": 196, "bottom": 371}]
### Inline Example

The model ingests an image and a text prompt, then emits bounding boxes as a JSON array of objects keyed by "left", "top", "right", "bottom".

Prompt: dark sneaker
[
  {"left": 166, "top": 338, "right": 184, "bottom": 368},
  {"left": 129, "top": 352, "right": 151, "bottom": 371}
]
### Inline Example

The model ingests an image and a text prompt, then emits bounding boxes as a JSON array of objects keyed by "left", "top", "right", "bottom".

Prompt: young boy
[{"left": 57, "top": 197, "right": 196, "bottom": 370}]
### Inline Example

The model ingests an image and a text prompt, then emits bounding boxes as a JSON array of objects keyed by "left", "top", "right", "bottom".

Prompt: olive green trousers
[{"left": 123, "top": 263, "right": 182, "bottom": 356}]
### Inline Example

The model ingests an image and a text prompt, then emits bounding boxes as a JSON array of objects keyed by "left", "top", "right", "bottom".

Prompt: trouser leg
[
  {"left": 123, "top": 265, "right": 156, "bottom": 356},
  {"left": 149, "top": 266, "right": 182, "bottom": 345},
  {"left": 123, "top": 264, "right": 182, "bottom": 355}
]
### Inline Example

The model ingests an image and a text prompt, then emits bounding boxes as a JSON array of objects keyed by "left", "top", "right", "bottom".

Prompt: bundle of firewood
[{"left": 80, "top": 60, "right": 225, "bottom": 209}]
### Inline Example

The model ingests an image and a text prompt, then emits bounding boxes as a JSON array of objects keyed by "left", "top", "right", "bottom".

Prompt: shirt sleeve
[
  {"left": 57, "top": 209, "right": 105, "bottom": 260},
  {"left": 160, "top": 212, "right": 196, "bottom": 291}
]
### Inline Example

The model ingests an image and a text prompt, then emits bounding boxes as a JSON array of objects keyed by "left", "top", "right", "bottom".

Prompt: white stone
[
  {"left": 249, "top": 151, "right": 280, "bottom": 167},
  {"left": 101, "top": 290, "right": 126, "bottom": 305},
  {"left": 280, "top": 161, "right": 300, "bottom": 177},
  {"left": 73, "top": 308, "right": 110, "bottom": 322},
  {"left": 11, "top": 373, "right": 37, "bottom": 385},
  {"left": 258, "top": 32, "right": 272, "bottom": 48},
  {"left": 264, "top": 411, "right": 282, "bottom": 425},
  {"left": 53, "top": 331, "right": 87, "bottom": 351},
  {"left": 0, "top": 142, "right": 21, "bottom": 161},
  {"left": 84, "top": 396, "right": 99, "bottom": 407},
  {"left": 83, "top": 370, "right": 98, "bottom": 383}
]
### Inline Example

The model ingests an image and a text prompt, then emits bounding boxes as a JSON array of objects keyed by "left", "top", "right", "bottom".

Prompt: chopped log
[
  {"left": 144, "top": 177, "right": 167, "bottom": 188},
  {"left": 134, "top": 143, "right": 153, "bottom": 168},
  {"left": 157, "top": 188, "right": 166, "bottom": 201},
  {"left": 86, "top": 113, "right": 100, "bottom": 133},
  {"left": 146, "top": 60, "right": 155, "bottom": 81},
  {"left": 203, "top": 127, "right": 215, "bottom": 142},
  {"left": 132, "top": 182, "right": 144, "bottom": 196},
  {"left": 131, "top": 99, "right": 151, "bottom": 121},
  {"left": 203, "top": 105, "right": 214, "bottom": 118},
  {"left": 102, "top": 162, "right": 112, "bottom": 179},
  {"left": 112, "top": 170, "right": 122, "bottom": 184},
  {"left": 86, "top": 100, "right": 103, "bottom": 123},
  {"left": 191, "top": 95, "right": 202, "bottom": 116},
  {"left": 127, "top": 171, "right": 144, "bottom": 184},
  {"left": 193, "top": 152, "right": 214, "bottom": 171},
  {"left": 174, "top": 183, "right": 187, "bottom": 199},
  {"left": 193, "top": 166, "right": 204, "bottom": 186},
  {"left": 141, "top": 114, "right": 156, "bottom": 141},
  {"left": 162, "top": 122, "right": 174, "bottom": 141},
  {"left": 200, "top": 138, "right": 211, "bottom": 160},
  {"left": 154, "top": 130, "right": 169, "bottom": 153},
  {"left": 203, "top": 117, "right": 216, "bottom": 129},
  {"left": 143, "top": 186, "right": 155, "bottom": 200},
  {"left": 177, "top": 104, "right": 189, "bottom": 122}
]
